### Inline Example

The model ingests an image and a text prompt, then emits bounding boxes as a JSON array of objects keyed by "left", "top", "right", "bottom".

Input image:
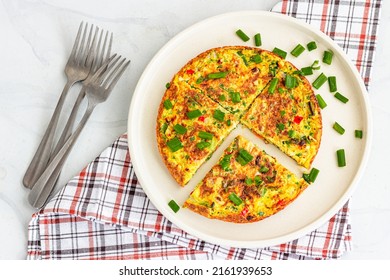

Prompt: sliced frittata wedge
[
  {"left": 179, "top": 46, "right": 279, "bottom": 116},
  {"left": 183, "top": 135, "right": 309, "bottom": 223},
  {"left": 241, "top": 60, "right": 322, "bottom": 169},
  {"left": 157, "top": 80, "right": 239, "bottom": 186}
]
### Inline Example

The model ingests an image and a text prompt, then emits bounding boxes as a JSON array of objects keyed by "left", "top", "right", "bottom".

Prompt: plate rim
[{"left": 127, "top": 10, "right": 373, "bottom": 248}]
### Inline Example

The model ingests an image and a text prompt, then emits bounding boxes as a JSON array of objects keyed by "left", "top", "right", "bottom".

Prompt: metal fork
[
  {"left": 28, "top": 54, "right": 130, "bottom": 209},
  {"left": 50, "top": 29, "right": 113, "bottom": 160},
  {"left": 23, "top": 22, "right": 97, "bottom": 189}
]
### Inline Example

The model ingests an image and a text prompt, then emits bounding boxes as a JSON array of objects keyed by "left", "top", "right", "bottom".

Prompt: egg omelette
[
  {"left": 183, "top": 135, "right": 309, "bottom": 223},
  {"left": 157, "top": 79, "right": 240, "bottom": 186},
  {"left": 156, "top": 46, "right": 322, "bottom": 187},
  {"left": 240, "top": 59, "right": 322, "bottom": 169}
]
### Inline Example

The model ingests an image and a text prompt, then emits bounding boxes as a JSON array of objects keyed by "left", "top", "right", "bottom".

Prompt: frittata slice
[
  {"left": 179, "top": 47, "right": 279, "bottom": 116},
  {"left": 183, "top": 135, "right": 309, "bottom": 223},
  {"left": 156, "top": 79, "right": 239, "bottom": 186},
  {"left": 241, "top": 60, "right": 322, "bottom": 169}
]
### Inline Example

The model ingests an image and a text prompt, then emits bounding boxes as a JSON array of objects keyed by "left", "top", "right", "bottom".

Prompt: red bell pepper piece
[{"left": 293, "top": 115, "right": 303, "bottom": 124}]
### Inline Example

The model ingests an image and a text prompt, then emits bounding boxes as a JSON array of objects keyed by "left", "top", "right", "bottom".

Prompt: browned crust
[
  {"left": 156, "top": 82, "right": 187, "bottom": 186},
  {"left": 183, "top": 181, "right": 309, "bottom": 223},
  {"left": 156, "top": 137, "right": 186, "bottom": 186}
]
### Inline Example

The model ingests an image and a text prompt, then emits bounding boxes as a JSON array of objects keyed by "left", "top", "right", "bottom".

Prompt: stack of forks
[{"left": 23, "top": 22, "right": 130, "bottom": 209}]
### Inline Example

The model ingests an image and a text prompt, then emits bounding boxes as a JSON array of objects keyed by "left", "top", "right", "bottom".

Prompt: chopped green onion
[
  {"left": 303, "top": 167, "right": 320, "bottom": 183},
  {"left": 168, "top": 200, "right": 180, "bottom": 213},
  {"left": 311, "top": 60, "right": 321, "bottom": 70},
  {"left": 239, "top": 149, "right": 253, "bottom": 162},
  {"left": 165, "top": 82, "right": 171, "bottom": 89},
  {"left": 328, "top": 76, "right": 337, "bottom": 92},
  {"left": 309, "top": 168, "right": 320, "bottom": 182},
  {"left": 173, "top": 124, "right": 187, "bottom": 135},
  {"left": 337, "top": 149, "right": 346, "bottom": 167},
  {"left": 293, "top": 70, "right": 303, "bottom": 76},
  {"left": 219, "top": 94, "right": 226, "bottom": 101},
  {"left": 254, "top": 33, "right": 262, "bottom": 46},
  {"left": 272, "top": 47, "right": 287, "bottom": 59},
  {"left": 250, "top": 54, "right": 262, "bottom": 63},
  {"left": 228, "top": 193, "right": 243, "bottom": 206},
  {"left": 302, "top": 173, "right": 310, "bottom": 183},
  {"left": 259, "top": 166, "right": 269, "bottom": 173},
  {"left": 163, "top": 99, "right": 173, "bottom": 109},
  {"left": 355, "top": 130, "right": 363, "bottom": 139},
  {"left": 198, "top": 131, "right": 213, "bottom": 140},
  {"left": 161, "top": 123, "right": 168, "bottom": 134},
  {"left": 196, "top": 141, "right": 211, "bottom": 150},
  {"left": 226, "top": 119, "right": 232, "bottom": 126},
  {"left": 333, "top": 122, "right": 345, "bottom": 135},
  {"left": 316, "top": 94, "right": 327, "bottom": 109},
  {"left": 312, "top": 73, "right": 327, "bottom": 89},
  {"left": 187, "top": 109, "right": 202, "bottom": 119},
  {"left": 236, "top": 29, "right": 250, "bottom": 42},
  {"left": 245, "top": 177, "right": 253, "bottom": 185},
  {"left": 196, "top": 77, "right": 205, "bottom": 84},
  {"left": 285, "top": 74, "right": 297, "bottom": 89},
  {"left": 219, "top": 154, "right": 232, "bottom": 171},
  {"left": 229, "top": 91, "right": 241, "bottom": 103},
  {"left": 236, "top": 149, "right": 254, "bottom": 166},
  {"left": 323, "top": 50, "right": 334, "bottom": 65},
  {"left": 301, "top": 66, "right": 313, "bottom": 76},
  {"left": 213, "top": 109, "right": 225, "bottom": 122},
  {"left": 276, "top": 123, "right": 285, "bottom": 131},
  {"left": 268, "top": 78, "right": 279, "bottom": 94},
  {"left": 237, "top": 51, "right": 248, "bottom": 66},
  {"left": 291, "top": 44, "right": 305, "bottom": 57},
  {"left": 307, "top": 41, "right": 317, "bottom": 51},
  {"left": 167, "top": 137, "right": 183, "bottom": 152},
  {"left": 334, "top": 92, "right": 349, "bottom": 103},
  {"left": 208, "top": 71, "right": 228, "bottom": 79},
  {"left": 254, "top": 175, "right": 263, "bottom": 186}
]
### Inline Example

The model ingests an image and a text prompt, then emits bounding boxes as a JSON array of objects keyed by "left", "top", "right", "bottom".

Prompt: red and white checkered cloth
[{"left": 27, "top": 0, "right": 381, "bottom": 260}]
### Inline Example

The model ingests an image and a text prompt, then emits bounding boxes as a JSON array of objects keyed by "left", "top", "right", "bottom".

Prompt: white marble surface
[{"left": 0, "top": 0, "right": 389, "bottom": 260}]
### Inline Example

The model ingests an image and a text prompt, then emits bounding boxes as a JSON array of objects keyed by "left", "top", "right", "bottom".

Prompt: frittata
[
  {"left": 157, "top": 79, "right": 239, "bottom": 186},
  {"left": 241, "top": 59, "right": 322, "bottom": 168},
  {"left": 186, "top": 47, "right": 277, "bottom": 115},
  {"left": 156, "top": 45, "right": 322, "bottom": 187},
  {"left": 183, "top": 135, "right": 309, "bottom": 223}
]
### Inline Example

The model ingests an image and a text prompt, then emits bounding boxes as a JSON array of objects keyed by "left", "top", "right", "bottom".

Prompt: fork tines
[
  {"left": 103, "top": 56, "right": 131, "bottom": 90},
  {"left": 91, "top": 54, "right": 130, "bottom": 90},
  {"left": 90, "top": 29, "right": 113, "bottom": 75},
  {"left": 72, "top": 22, "right": 99, "bottom": 68}
]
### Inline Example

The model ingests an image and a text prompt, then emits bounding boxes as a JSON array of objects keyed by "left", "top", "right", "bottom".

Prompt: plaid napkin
[{"left": 27, "top": 0, "right": 381, "bottom": 260}]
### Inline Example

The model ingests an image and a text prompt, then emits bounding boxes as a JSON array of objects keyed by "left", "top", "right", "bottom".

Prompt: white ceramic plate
[{"left": 128, "top": 11, "right": 372, "bottom": 248}]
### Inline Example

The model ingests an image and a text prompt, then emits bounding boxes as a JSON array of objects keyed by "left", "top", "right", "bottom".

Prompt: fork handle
[
  {"left": 50, "top": 88, "right": 86, "bottom": 162},
  {"left": 28, "top": 102, "right": 96, "bottom": 209},
  {"left": 23, "top": 80, "right": 74, "bottom": 189}
]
